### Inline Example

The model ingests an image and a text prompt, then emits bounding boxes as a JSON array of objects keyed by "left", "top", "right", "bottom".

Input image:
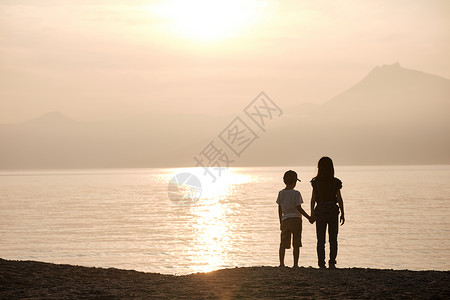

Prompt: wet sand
[{"left": 1, "top": 258, "right": 449, "bottom": 299}]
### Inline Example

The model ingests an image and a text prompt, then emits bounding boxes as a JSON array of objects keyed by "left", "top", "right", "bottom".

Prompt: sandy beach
[{"left": 1, "top": 259, "right": 448, "bottom": 299}]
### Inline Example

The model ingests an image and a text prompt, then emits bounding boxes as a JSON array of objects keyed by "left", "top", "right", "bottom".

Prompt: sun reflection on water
[
  {"left": 167, "top": 167, "right": 252, "bottom": 273},
  {"left": 188, "top": 200, "right": 231, "bottom": 273}
]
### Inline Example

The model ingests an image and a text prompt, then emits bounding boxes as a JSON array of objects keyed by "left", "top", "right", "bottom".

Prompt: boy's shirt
[{"left": 276, "top": 189, "right": 304, "bottom": 221}]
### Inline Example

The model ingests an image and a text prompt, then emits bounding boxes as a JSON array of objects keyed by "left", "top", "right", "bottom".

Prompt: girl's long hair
[{"left": 316, "top": 156, "right": 334, "bottom": 179}]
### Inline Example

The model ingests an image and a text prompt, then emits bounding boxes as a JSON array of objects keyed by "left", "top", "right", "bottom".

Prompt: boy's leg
[
  {"left": 292, "top": 218, "right": 302, "bottom": 267},
  {"left": 316, "top": 217, "right": 327, "bottom": 268},
  {"left": 293, "top": 247, "right": 300, "bottom": 267},
  {"left": 279, "top": 244, "right": 286, "bottom": 267},
  {"left": 279, "top": 219, "right": 290, "bottom": 267}
]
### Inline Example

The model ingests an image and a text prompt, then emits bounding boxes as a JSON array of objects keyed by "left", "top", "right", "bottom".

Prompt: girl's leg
[
  {"left": 316, "top": 217, "right": 327, "bottom": 268},
  {"left": 328, "top": 213, "right": 339, "bottom": 267}
]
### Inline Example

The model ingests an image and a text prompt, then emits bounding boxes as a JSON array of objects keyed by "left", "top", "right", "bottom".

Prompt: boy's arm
[
  {"left": 297, "top": 205, "right": 311, "bottom": 221},
  {"left": 278, "top": 205, "right": 283, "bottom": 230}
]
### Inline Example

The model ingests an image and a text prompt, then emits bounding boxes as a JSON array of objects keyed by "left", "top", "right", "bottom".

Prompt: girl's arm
[
  {"left": 337, "top": 190, "right": 345, "bottom": 225},
  {"left": 310, "top": 190, "right": 317, "bottom": 219}
]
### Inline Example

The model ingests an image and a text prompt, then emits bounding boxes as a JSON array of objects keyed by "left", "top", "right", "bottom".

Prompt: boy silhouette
[{"left": 277, "top": 170, "right": 312, "bottom": 267}]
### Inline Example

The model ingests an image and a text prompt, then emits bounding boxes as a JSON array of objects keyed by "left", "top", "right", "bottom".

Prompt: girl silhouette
[{"left": 310, "top": 157, "right": 345, "bottom": 268}]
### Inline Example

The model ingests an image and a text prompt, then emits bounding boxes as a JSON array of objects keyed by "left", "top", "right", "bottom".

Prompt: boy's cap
[{"left": 283, "top": 170, "right": 301, "bottom": 183}]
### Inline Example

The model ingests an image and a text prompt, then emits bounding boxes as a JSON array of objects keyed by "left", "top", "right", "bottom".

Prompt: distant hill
[
  {"left": 24, "top": 111, "right": 78, "bottom": 126},
  {"left": 1, "top": 63, "right": 449, "bottom": 169},
  {"left": 242, "top": 63, "right": 450, "bottom": 166},
  {"left": 321, "top": 63, "right": 449, "bottom": 124},
  {"left": 0, "top": 112, "right": 231, "bottom": 169}
]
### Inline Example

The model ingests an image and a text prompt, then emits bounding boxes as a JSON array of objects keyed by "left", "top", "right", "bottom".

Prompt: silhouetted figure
[
  {"left": 277, "top": 170, "right": 312, "bottom": 268},
  {"left": 310, "top": 157, "right": 345, "bottom": 268}
]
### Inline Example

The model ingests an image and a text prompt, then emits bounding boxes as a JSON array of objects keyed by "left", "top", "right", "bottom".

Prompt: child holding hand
[{"left": 277, "top": 170, "right": 312, "bottom": 268}]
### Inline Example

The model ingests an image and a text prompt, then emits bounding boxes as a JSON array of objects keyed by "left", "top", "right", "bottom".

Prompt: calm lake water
[{"left": 1, "top": 166, "right": 449, "bottom": 274}]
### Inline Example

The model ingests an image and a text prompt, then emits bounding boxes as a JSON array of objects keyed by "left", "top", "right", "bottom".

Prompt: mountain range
[{"left": 1, "top": 63, "right": 449, "bottom": 169}]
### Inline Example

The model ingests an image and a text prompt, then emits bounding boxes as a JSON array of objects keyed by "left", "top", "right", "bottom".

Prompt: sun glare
[
  {"left": 167, "top": 167, "right": 251, "bottom": 203},
  {"left": 167, "top": 167, "right": 252, "bottom": 272},
  {"left": 153, "top": 0, "right": 269, "bottom": 43}
]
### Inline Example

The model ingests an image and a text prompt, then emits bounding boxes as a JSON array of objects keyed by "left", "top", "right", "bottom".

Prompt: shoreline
[{"left": 1, "top": 259, "right": 449, "bottom": 299}]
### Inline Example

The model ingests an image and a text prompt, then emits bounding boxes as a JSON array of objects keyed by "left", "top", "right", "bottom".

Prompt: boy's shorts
[{"left": 280, "top": 217, "right": 302, "bottom": 249}]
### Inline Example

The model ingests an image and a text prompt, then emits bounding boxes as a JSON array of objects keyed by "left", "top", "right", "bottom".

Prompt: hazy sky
[{"left": 1, "top": 0, "right": 449, "bottom": 123}]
